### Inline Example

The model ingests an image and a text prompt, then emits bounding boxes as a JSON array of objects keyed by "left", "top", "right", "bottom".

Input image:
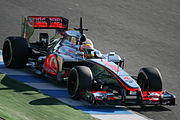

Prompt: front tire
[
  {"left": 137, "top": 67, "right": 162, "bottom": 91},
  {"left": 67, "top": 66, "right": 93, "bottom": 100},
  {"left": 3, "top": 37, "right": 29, "bottom": 68}
]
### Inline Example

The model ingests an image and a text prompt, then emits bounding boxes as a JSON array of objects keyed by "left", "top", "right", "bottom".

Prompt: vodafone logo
[
  {"left": 28, "top": 16, "right": 62, "bottom": 23},
  {"left": 49, "top": 56, "right": 58, "bottom": 73}
]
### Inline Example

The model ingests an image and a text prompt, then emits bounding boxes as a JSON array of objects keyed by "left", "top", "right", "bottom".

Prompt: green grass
[{"left": 0, "top": 74, "right": 96, "bottom": 120}]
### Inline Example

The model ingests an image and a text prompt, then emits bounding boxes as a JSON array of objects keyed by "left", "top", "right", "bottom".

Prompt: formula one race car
[{"left": 2, "top": 16, "right": 176, "bottom": 105}]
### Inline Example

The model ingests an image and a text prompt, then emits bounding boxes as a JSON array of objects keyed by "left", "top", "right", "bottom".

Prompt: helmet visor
[{"left": 83, "top": 48, "right": 94, "bottom": 57}]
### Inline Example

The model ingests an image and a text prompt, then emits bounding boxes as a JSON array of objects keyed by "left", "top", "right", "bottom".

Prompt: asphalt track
[{"left": 0, "top": 0, "right": 180, "bottom": 120}]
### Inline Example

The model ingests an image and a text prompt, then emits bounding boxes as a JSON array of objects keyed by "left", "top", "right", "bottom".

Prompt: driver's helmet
[{"left": 80, "top": 44, "right": 94, "bottom": 58}]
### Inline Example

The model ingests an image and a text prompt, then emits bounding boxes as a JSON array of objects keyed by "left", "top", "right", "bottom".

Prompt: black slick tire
[
  {"left": 3, "top": 36, "right": 29, "bottom": 68},
  {"left": 67, "top": 66, "right": 93, "bottom": 100},
  {"left": 137, "top": 67, "right": 162, "bottom": 91}
]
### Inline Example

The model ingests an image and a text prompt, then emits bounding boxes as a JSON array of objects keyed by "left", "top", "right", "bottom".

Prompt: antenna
[
  {"left": 80, "top": 17, "right": 83, "bottom": 34},
  {"left": 74, "top": 17, "right": 88, "bottom": 35}
]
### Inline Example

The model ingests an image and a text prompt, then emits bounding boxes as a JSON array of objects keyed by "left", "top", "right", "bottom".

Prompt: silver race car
[{"left": 3, "top": 16, "right": 176, "bottom": 105}]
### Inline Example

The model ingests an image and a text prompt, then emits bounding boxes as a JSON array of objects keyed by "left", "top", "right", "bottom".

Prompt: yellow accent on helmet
[{"left": 81, "top": 44, "right": 94, "bottom": 58}]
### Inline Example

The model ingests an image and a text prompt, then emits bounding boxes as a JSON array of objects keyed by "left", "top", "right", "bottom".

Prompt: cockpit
[{"left": 62, "top": 30, "right": 102, "bottom": 59}]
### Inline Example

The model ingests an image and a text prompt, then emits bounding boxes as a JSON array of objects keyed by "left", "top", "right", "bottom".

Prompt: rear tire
[
  {"left": 3, "top": 37, "right": 29, "bottom": 68},
  {"left": 137, "top": 67, "right": 162, "bottom": 91},
  {"left": 67, "top": 66, "right": 93, "bottom": 100}
]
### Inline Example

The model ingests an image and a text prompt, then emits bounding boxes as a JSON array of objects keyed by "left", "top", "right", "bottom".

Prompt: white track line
[
  {"left": 57, "top": 97, "right": 92, "bottom": 106},
  {"left": 91, "top": 114, "right": 151, "bottom": 120}
]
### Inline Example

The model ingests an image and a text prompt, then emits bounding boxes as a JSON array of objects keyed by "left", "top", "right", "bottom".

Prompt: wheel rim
[
  {"left": 3, "top": 41, "right": 12, "bottom": 66},
  {"left": 68, "top": 69, "right": 78, "bottom": 97},
  {"left": 138, "top": 73, "right": 149, "bottom": 91}
]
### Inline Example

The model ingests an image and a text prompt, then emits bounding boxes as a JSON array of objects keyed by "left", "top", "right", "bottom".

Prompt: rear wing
[
  {"left": 27, "top": 16, "right": 68, "bottom": 29},
  {"left": 21, "top": 16, "right": 69, "bottom": 40}
]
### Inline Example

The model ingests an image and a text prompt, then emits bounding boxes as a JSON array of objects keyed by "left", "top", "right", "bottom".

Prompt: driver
[{"left": 80, "top": 43, "right": 95, "bottom": 58}]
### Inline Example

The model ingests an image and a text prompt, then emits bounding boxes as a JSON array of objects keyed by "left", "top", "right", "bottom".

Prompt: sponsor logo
[
  {"left": 43, "top": 54, "right": 58, "bottom": 75},
  {"left": 124, "top": 76, "right": 130, "bottom": 80},
  {"left": 28, "top": 16, "right": 62, "bottom": 23}
]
